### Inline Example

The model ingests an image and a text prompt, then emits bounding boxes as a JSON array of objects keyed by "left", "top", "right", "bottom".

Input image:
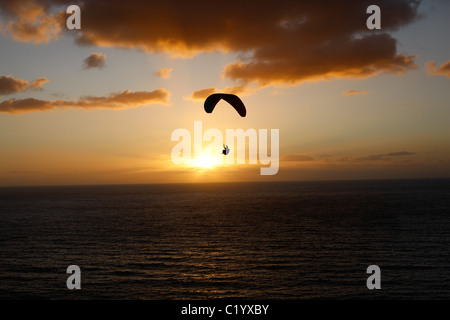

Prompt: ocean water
[{"left": 0, "top": 179, "right": 449, "bottom": 300}]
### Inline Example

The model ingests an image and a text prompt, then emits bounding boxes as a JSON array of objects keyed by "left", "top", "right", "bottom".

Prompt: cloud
[
  {"left": 342, "top": 89, "right": 368, "bottom": 95},
  {"left": 156, "top": 68, "right": 173, "bottom": 79},
  {"left": 222, "top": 33, "right": 418, "bottom": 88},
  {"left": 0, "top": 0, "right": 64, "bottom": 43},
  {"left": 0, "top": 75, "right": 50, "bottom": 95},
  {"left": 355, "top": 151, "right": 415, "bottom": 161},
  {"left": 0, "top": 88, "right": 170, "bottom": 114},
  {"left": 0, "top": 0, "right": 420, "bottom": 88},
  {"left": 282, "top": 155, "right": 314, "bottom": 161},
  {"left": 315, "top": 151, "right": 416, "bottom": 163},
  {"left": 383, "top": 151, "right": 415, "bottom": 156},
  {"left": 0, "top": 75, "right": 28, "bottom": 95},
  {"left": 221, "top": 84, "right": 255, "bottom": 96},
  {"left": 186, "top": 87, "right": 217, "bottom": 101},
  {"left": 83, "top": 52, "right": 106, "bottom": 69},
  {"left": 426, "top": 60, "right": 450, "bottom": 78},
  {"left": 30, "top": 77, "right": 50, "bottom": 89},
  {"left": 185, "top": 84, "right": 256, "bottom": 101}
]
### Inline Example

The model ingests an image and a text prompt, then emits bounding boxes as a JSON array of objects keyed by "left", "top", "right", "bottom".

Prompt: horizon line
[{"left": 1, "top": 176, "right": 450, "bottom": 188}]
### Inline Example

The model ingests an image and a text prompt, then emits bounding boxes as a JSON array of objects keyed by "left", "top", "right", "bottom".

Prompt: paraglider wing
[{"left": 204, "top": 93, "right": 246, "bottom": 117}]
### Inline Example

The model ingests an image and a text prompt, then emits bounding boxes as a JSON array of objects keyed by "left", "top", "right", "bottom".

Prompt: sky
[{"left": 0, "top": 0, "right": 449, "bottom": 186}]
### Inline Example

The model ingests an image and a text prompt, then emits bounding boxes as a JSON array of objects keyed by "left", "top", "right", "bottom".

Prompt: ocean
[{"left": 0, "top": 179, "right": 449, "bottom": 299}]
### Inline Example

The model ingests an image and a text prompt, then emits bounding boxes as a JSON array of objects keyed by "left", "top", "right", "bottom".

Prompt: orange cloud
[
  {"left": 0, "top": 88, "right": 170, "bottom": 114},
  {"left": 342, "top": 89, "right": 368, "bottom": 95},
  {"left": 83, "top": 52, "right": 106, "bottom": 69},
  {"left": 30, "top": 77, "right": 50, "bottom": 89},
  {"left": 186, "top": 87, "right": 217, "bottom": 101},
  {"left": 426, "top": 60, "right": 450, "bottom": 78},
  {"left": 186, "top": 84, "right": 255, "bottom": 101},
  {"left": 0, "top": 0, "right": 420, "bottom": 87},
  {"left": 0, "top": 0, "right": 64, "bottom": 43},
  {"left": 0, "top": 75, "right": 50, "bottom": 95},
  {"left": 156, "top": 68, "right": 173, "bottom": 79}
]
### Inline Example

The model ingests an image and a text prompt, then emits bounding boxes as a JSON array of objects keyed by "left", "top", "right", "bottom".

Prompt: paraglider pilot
[{"left": 222, "top": 144, "right": 230, "bottom": 155}]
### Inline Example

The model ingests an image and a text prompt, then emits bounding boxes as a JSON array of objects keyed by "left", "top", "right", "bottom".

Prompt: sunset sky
[{"left": 0, "top": 0, "right": 449, "bottom": 186}]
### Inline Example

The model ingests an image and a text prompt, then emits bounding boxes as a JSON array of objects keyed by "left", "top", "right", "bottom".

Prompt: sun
[{"left": 193, "top": 154, "right": 218, "bottom": 169}]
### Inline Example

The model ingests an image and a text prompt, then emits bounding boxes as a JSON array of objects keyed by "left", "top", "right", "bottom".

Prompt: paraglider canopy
[{"left": 204, "top": 93, "right": 246, "bottom": 117}]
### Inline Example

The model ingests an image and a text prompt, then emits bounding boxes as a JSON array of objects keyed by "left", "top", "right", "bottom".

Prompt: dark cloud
[
  {"left": 426, "top": 60, "right": 450, "bottom": 78},
  {"left": 0, "top": 75, "right": 28, "bottom": 95},
  {"left": 316, "top": 151, "right": 415, "bottom": 163},
  {"left": 0, "top": 0, "right": 421, "bottom": 88},
  {"left": 384, "top": 151, "right": 415, "bottom": 156},
  {"left": 83, "top": 52, "right": 106, "bottom": 69},
  {"left": 356, "top": 151, "right": 415, "bottom": 161},
  {"left": 0, "top": 75, "right": 49, "bottom": 95},
  {"left": 0, "top": 88, "right": 170, "bottom": 114}
]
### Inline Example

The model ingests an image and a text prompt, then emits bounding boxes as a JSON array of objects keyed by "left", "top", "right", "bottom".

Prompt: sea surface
[{"left": 0, "top": 179, "right": 449, "bottom": 299}]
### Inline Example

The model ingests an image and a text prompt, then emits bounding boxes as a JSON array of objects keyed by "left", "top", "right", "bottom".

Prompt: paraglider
[
  {"left": 222, "top": 144, "right": 230, "bottom": 155},
  {"left": 204, "top": 93, "right": 246, "bottom": 156}
]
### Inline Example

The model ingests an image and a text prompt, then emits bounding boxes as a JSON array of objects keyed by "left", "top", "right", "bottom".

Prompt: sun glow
[{"left": 193, "top": 154, "right": 218, "bottom": 168}]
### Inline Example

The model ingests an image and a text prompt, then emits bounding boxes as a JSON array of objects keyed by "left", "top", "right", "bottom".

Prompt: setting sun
[{"left": 193, "top": 154, "right": 219, "bottom": 169}]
